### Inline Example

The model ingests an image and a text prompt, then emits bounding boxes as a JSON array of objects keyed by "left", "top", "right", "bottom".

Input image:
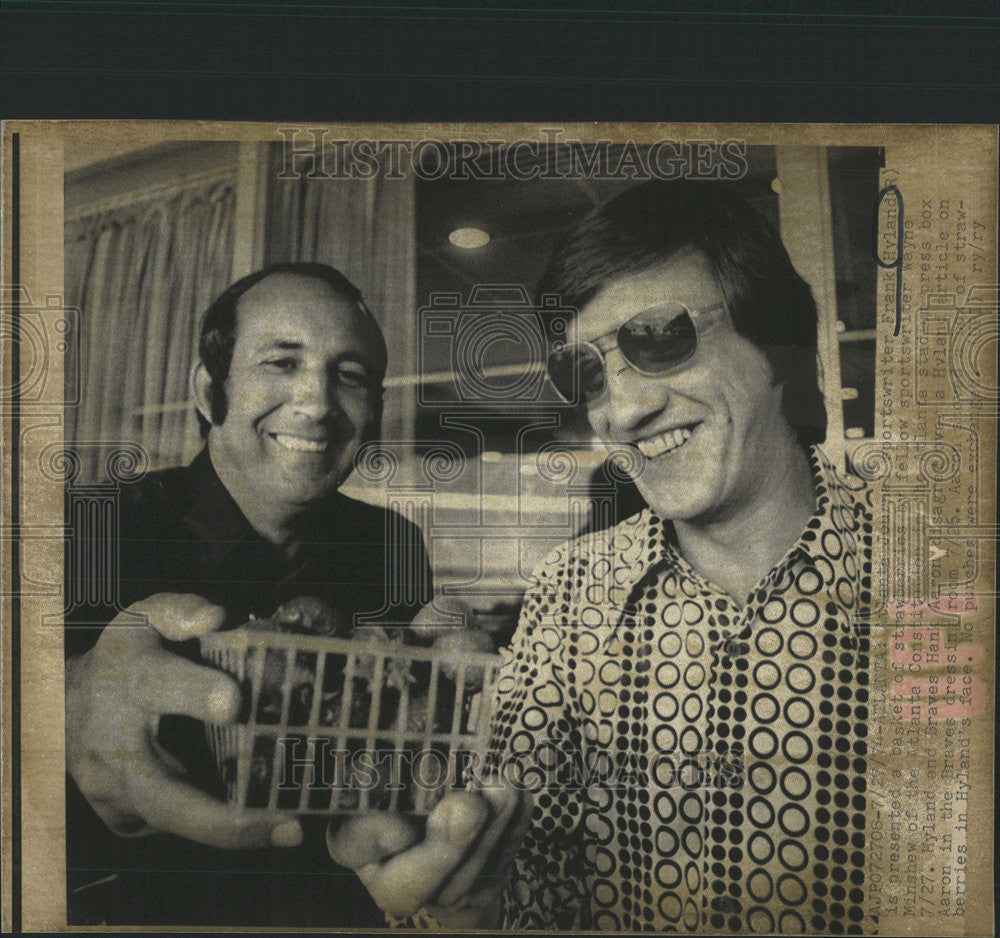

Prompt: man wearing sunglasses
[{"left": 332, "top": 181, "right": 874, "bottom": 933}]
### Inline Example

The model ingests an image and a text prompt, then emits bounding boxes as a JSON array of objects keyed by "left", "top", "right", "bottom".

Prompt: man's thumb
[
  {"left": 326, "top": 813, "right": 419, "bottom": 870},
  {"left": 129, "top": 593, "right": 226, "bottom": 641}
]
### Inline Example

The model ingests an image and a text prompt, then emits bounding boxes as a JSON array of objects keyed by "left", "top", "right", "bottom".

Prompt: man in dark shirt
[{"left": 65, "top": 263, "right": 431, "bottom": 925}]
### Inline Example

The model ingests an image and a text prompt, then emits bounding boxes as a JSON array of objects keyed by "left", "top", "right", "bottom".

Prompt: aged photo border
[{"left": 2, "top": 121, "right": 997, "bottom": 934}]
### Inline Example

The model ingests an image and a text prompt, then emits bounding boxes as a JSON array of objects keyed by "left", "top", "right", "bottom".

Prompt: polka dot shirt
[{"left": 487, "top": 447, "right": 876, "bottom": 933}]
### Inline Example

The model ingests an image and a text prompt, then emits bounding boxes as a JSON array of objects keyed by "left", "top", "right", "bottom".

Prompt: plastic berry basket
[{"left": 200, "top": 628, "right": 502, "bottom": 815}]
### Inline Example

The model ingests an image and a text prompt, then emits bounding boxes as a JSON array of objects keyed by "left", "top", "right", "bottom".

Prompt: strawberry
[
  {"left": 409, "top": 596, "right": 474, "bottom": 642},
  {"left": 433, "top": 628, "right": 495, "bottom": 690},
  {"left": 268, "top": 595, "right": 343, "bottom": 636}
]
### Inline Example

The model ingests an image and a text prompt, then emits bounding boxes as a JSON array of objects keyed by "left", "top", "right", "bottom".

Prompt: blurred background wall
[{"left": 64, "top": 139, "right": 881, "bottom": 621}]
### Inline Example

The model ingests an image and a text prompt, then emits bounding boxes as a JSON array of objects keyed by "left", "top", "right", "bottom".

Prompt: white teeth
[
  {"left": 272, "top": 434, "right": 327, "bottom": 453},
  {"left": 636, "top": 426, "right": 693, "bottom": 458}
]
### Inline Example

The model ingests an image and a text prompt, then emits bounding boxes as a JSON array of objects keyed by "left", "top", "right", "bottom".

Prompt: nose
[
  {"left": 291, "top": 365, "right": 338, "bottom": 420},
  {"left": 597, "top": 350, "right": 667, "bottom": 435}
]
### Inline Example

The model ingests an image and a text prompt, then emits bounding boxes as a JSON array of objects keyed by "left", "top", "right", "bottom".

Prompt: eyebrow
[
  {"left": 253, "top": 341, "right": 379, "bottom": 371},
  {"left": 254, "top": 340, "right": 303, "bottom": 354},
  {"left": 336, "top": 354, "right": 376, "bottom": 372}
]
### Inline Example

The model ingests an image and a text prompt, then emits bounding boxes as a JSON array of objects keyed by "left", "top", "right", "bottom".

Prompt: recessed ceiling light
[{"left": 449, "top": 227, "right": 490, "bottom": 249}]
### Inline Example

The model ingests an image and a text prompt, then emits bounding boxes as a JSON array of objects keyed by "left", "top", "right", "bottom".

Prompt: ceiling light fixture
[{"left": 448, "top": 227, "right": 490, "bottom": 249}]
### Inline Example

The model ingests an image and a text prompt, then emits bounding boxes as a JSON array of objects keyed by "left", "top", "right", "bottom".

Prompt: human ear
[
  {"left": 191, "top": 361, "right": 214, "bottom": 425},
  {"left": 364, "top": 391, "right": 384, "bottom": 446}
]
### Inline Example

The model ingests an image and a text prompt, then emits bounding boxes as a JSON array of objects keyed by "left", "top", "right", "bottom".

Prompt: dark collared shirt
[
  {"left": 487, "top": 447, "right": 876, "bottom": 933},
  {"left": 66, "top": 449, "right": 432, "bottom": 926}
]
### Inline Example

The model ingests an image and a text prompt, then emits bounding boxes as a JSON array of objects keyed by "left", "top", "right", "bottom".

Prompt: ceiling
[
  {"left": 410, "top": 144, "right": 881, "bottom": 447},
  {"left": 412, "top": 147, "right": 782, "bottom": 427}
]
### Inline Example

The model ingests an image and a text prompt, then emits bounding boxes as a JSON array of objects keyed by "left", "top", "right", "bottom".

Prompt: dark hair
[
  {"left": 538, "top": 180, "right": 827, "bottom": 449},
  {"left": 196, "top": 262, "right": 379, "bottom": 437}
]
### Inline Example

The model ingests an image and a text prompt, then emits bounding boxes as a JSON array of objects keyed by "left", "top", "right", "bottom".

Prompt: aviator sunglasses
[{"left": 546, "top": 300, "right": 727, "bottom": 404}]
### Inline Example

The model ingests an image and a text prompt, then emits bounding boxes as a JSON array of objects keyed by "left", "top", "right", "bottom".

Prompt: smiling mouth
[
  {"left": 636, "top": 423, "right": 700, "bottom": 458},
  {"left": 269, "top": 433, "right": 329, "bottom": 454}
]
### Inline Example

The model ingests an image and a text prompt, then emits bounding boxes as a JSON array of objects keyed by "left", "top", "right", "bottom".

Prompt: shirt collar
[
  {"left": 182, "top": 448, "right": 263, "bottom": 554},
  {"left": 181, "top": 448, "right": 355, "bottom": 563},
  {"left": 620, "top": 444, "right": 866, "bottom": 585},
  {"left": 786, "top": 445, "right": 869, "bottom": 566}
]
